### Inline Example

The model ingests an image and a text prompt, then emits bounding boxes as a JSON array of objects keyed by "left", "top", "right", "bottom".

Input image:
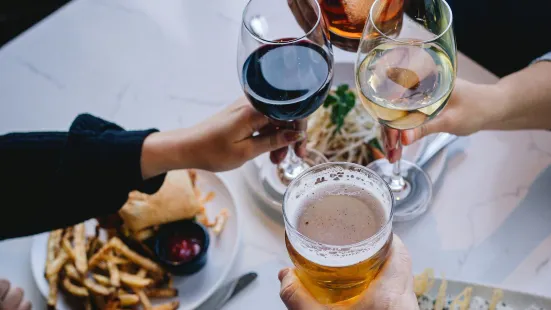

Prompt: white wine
[{"left": 356, "top": 42, "right": 454, "bottom": 129}]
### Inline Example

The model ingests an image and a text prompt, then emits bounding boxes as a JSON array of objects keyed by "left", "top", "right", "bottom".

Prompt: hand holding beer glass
[
  {"left": 279, "top": 235, "right": 416, "bottom": 309},
  {"left": 283, "top": 163, "right": 394, "bottom": 304}
]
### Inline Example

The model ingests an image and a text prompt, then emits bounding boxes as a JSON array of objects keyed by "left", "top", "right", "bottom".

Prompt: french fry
[
  {"left": 109, "top": 237, "right": 163, "bottom": 274},
  {"left": 92, "top": 273, "right": 111, "bottom": 286},
  {"left": 62, "top": 277, "right": 89, "bottom": 297},
  {"left": 88, "top": 242, "right": 113, "bottom": 269},
  {"left": 74, "top": 223, "right": 88, "bottom": 274},
  {"left": 95, "top": 261, "right": 108, "bottom": 271},
  {"left": 62, "top": 237, "right": 75, "bottom": 261},
  {"left": 212, "top": 208, "right": 229, "bottom": 235},
  {"left": 109, "top": 256, "right": 129, "bottom": 265},
  {"left": 152, "top": 301, "right": 180, "bottom": 310},
  {"left": 46, "top": 249, "right": 69, "bottom": 278},
  {"left": 136, "top": 289, "right": 152, "bottom": 310},
  {"left": 46, "top": 275, "right": 59, "bottom": 307},
  {"left": 107, "top": 253, "right": 121, "bottom": 287},
  {"left": 120, "top": 272, "right": 153, "bottom": 288},
  {"left": 135, "top": 228, "right": 155, "bottom": 241},
  {"left": 83, "top": 278, "right": 113, "bottom": 296},
  {"left": 118, "top": 294, "right": 140, "bottom": 306},
  {"left": 45, "top": 229, "right": 63, "bottom": 277},
  {"left": 136, "top": 268, "right": 147, "bottom": 278},
  {"left": 64, "top": 263, "right": 81, "bottom": 282},
  {"left": 88, "top": 237, "right": 104, "bottom": 257},
  {"left": 145, "top": 288, "right": 178, "bottom": 298},
  {"left": 200, "top": 191, "right": 215, "bottom": 205}
]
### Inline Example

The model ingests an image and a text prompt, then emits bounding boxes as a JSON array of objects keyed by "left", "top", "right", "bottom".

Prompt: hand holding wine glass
[
  {"left": 378, "top": 79, "right": 497, "bottom": 160},
  {"left": 237, "top": 0, "right": 334, "bottom": 191}
]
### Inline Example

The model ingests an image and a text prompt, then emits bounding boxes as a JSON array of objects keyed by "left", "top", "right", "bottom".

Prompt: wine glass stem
[
  {"left": 279, "top": 145, "right": 307, "bottom": 182},
  {"left": 388, "top": 130, "right": 406, "bottom": 192}
]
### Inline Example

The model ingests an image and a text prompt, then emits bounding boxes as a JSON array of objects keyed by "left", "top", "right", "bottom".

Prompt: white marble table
[{"left": 0, "top": 0, "right": 550, "bottom": 308}]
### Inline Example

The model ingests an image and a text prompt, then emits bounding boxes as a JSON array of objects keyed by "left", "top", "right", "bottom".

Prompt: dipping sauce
[{"left": 166, "top": 235, "right": 202, "bottom": 263}]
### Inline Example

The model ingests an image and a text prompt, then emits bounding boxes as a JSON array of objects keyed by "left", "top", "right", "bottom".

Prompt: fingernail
[
  {"left": 0, "top": 279, "right": 10, "bottom": 297},
  {"left": 403, "top": 130, "right": 414, "bottom": 145},
  {"left": 387, "top": 149, "right": 395, "bottom": 163},
  {"left": 278, "top": 268, "right": 291, "bottom": 281},
  {"left": 388, "top": 149, "right": 401, "bottom": 163},
  {"left": 283, "top": 130, "right": 306, "bottom": 142}
]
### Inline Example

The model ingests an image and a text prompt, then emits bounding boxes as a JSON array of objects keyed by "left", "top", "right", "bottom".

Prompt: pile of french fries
[{"left": 45, "top": 223, "right": 179, "bottom": 310}]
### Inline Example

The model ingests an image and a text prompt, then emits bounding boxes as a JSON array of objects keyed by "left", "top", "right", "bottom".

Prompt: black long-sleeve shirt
[{"left": 0, "top": 114, "right": 166, "bottom": 240}]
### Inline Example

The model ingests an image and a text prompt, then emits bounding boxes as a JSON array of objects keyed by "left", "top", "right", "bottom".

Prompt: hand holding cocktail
[{"left": 279, "top": 235, "right": 418, "bottom": 310}]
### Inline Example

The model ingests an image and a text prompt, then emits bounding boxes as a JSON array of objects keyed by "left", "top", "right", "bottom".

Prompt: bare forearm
[
  {"left": 485, "top": 61, "right": 551, "bottom": 131},
  {"left": 141, "top": 129, "right": 198, "bottom": 180}
]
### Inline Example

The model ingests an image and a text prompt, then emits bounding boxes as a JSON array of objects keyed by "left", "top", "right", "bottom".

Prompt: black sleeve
[{"left": 0, "top": 114, "right": 166, "bottom": 240}]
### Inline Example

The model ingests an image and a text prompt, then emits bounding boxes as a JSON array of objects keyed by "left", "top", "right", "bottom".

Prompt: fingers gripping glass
[
  {"left": 237, "top": 0, "right": 334, "bottom": 190},
  {"left": 355, "top": 0, "right": 456, "bottom": 221}
]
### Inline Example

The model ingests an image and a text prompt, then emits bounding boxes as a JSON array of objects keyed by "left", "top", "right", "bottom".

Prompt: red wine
[{"left": 242, "top": 40, "right": 332, "bottom": 121}]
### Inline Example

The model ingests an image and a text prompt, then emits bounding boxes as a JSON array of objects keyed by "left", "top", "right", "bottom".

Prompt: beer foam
[{"left": 285, "top": 167, "right": 392, "bottom": 267}]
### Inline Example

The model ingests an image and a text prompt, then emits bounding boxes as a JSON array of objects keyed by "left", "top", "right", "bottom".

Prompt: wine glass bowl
[{"left": 355, "top": 0, "right": 456, "bottom": 221}]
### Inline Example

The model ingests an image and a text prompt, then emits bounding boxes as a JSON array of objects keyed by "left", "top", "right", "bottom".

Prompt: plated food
[
  {"left": 414, "top": 269, "right": 549, "bottom": 310},
  {"left": 307, "top": 83, "right": 385, "bottom": 166},
  {"left": 43, "top": 169, "right": 230, "bottom": 309}
]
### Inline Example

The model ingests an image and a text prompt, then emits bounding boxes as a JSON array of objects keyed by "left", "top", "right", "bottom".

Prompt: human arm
[
  {"left": 0, "top": 98, "right": 305, "bottom": 240},
  {"left": 402, "top": 56, "right": 551, "bottom": 146}
]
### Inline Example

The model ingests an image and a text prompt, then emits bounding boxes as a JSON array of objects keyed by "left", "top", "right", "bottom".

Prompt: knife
[
  {"left": 417, "top": 133, "right": 458, "bottom": 167},
  {"left": 196, "top": 272, "right": 258, "bottom": 310}
]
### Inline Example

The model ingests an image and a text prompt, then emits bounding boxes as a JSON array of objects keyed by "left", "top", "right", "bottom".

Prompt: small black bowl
[{"left": 154, "top": 220, "right": 210, "bottom": 275}]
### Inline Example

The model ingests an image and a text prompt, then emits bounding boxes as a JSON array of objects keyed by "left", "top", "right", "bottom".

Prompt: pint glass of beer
[{"left": 283, "top": 162, "right": 393, "bottom": 304}]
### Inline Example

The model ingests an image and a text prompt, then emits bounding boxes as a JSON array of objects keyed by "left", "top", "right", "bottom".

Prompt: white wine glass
[{"left": 355, "top": 0, "right": 456, "bottom": 221}]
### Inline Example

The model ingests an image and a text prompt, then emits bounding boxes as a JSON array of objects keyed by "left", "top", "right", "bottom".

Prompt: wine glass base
[
  {"left": 278, "top": 161, "right": 310, "bottom": 185},
  {"left": 367, "top": 159, "right": 433, "bottom": 222},
  {"left": 258, "top": 148, "right": 329, "bottom": 200}
]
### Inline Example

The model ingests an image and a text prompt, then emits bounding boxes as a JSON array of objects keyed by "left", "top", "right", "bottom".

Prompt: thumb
[
  {"left": 0, "top": 279, "right": 10, "bottom": 300},
  {"left": 278, "top": 268, "right": 324, "bottom": 310},
  {"left": 402, "top": 117, "right": 446, "bottom": 146},
  {"left": 246, "top": 130, "right": 306, "bottom": 158}
]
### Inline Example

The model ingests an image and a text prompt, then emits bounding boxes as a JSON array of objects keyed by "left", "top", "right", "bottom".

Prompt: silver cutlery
[
  {"left": 196, "top": 272, "right": 258, "bottom": 310},
  {"left": 417, "top": 133, "right": 458, "bottom": 167}
]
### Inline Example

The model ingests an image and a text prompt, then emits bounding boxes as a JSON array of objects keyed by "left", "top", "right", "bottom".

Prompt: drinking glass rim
[
  {"left": 283, "top": 161, "right": 395, "bottom": 250},
  {"left": 368, "top": 0, "right": 454, "bottom": 44},
  {"left": 241, "top": 0, "right": 323, "bottom": 45}
]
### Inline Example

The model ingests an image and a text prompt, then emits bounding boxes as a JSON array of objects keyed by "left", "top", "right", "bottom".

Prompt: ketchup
[{"left": 166, "top": 235, "right": 202, "bottom": 263}]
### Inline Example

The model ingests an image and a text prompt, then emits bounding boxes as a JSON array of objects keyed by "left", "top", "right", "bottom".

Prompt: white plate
[
  {"left": 243, "top": 62, "right": 448, "bottom": 214},
  {"left": 421, "top": 277, "right": 551, "bottom": 309},
  {"left": 30, "top": 170, "right": 241, "bottom": 310}
]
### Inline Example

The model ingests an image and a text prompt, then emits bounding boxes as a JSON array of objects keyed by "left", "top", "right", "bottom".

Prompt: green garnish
[{"left": 323, "top": 84, "right": 356, "bottom": 133}]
